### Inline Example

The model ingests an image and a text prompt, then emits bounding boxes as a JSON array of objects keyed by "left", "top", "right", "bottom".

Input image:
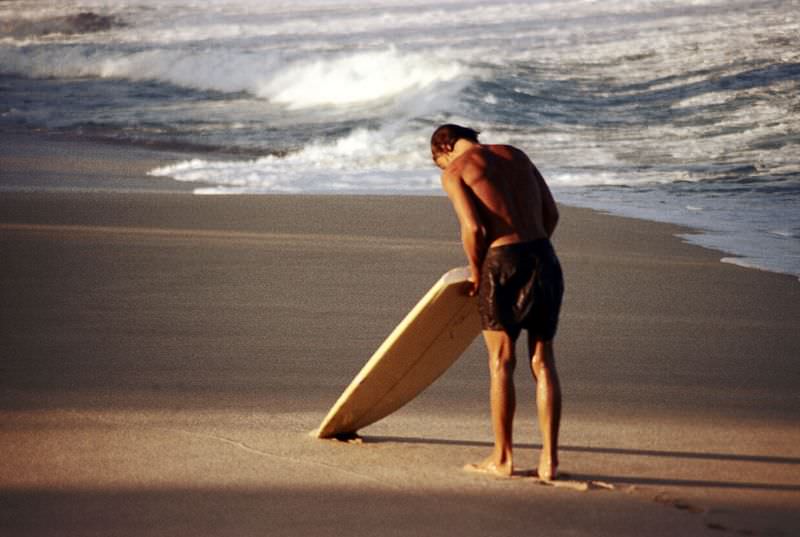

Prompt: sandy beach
[{"left": 1, "top": 136, "right": 799, "bottom": 536}]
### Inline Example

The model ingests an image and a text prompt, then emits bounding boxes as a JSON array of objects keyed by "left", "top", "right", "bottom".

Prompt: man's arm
[
  {"left": 442, "top": 170, "right": 486, "bottom": 294},
  {"left": 533, "top": 164, "right": 559, "bottom": 237}
]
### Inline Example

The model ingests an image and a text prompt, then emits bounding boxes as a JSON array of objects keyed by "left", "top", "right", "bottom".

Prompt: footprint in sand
[{"left": 463, "top": 466, "right": 617, "bottom": 492}]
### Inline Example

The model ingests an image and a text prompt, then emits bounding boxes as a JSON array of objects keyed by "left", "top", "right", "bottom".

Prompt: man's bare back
[{"left": 448, "top": 143, "right": 557, "bottom": 247}]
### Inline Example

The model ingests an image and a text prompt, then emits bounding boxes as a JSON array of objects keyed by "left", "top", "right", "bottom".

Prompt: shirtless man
[{"left": 431, "top": 124, "right": 564, "bottom": 480}]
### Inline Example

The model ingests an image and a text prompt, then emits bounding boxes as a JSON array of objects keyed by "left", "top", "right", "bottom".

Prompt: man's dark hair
[{"left": 430, "top": 124, "right": 480, "bottom": 161}]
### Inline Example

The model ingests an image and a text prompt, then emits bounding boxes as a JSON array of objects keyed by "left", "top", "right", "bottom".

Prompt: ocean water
[{"left": 1, "top": 0, "right": 798, "bottom": 279}]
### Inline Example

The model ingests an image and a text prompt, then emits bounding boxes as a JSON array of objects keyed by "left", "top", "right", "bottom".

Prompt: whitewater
[{"left": 1, "top": 0, "right": 798, "bottom": 279}]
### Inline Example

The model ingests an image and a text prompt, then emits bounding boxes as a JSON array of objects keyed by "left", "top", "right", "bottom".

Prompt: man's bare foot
[
  {"left": 537, "top": 453, "right": 558, "bottom": 481},
  {"left": 463, "top": 454, "right": 513, "bottom": 477}
]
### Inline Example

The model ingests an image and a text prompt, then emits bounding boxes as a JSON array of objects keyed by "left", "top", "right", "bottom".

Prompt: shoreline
[{"left": 2, "top": 128, "right": 796, "bottom": 283}]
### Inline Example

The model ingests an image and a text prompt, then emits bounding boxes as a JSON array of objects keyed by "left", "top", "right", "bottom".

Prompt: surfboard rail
[{"left": 316, "top": 267, "right": 480, "bottom": 439}]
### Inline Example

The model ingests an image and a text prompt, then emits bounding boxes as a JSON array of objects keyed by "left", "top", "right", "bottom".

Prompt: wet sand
[{"left": 1, "top": 137, "right": 799, "bottom": 536}]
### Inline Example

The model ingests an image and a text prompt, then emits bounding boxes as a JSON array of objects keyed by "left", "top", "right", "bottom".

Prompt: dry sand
[{"left": 1, "top": 136, "right": 799, "bottom": 536}]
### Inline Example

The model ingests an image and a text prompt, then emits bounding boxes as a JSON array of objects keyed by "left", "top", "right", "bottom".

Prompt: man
[{"left": 431, "top": 124, "right": 564, "bottom": 480}]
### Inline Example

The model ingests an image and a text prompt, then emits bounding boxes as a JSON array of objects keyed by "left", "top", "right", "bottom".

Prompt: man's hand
[{"left": 467, "top": 271, "right": 480, "bottom": 297}]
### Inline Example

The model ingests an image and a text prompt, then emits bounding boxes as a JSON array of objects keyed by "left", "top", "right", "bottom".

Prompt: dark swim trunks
[{"left": 478, "top": 239, "right": 564, "bottom": 341}]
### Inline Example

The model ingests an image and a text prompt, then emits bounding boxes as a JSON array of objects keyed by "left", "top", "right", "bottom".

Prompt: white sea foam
[
  {"left": 261, "top": 48, "right": 464, "bottom": 109},
  {"left": 150, "top": 127, "right": 441, "bottom": 194},
  {"left": 720, "top": 257, "right": 760, "bottom": 269},
  {"left": 672, "top": 91, "right": 733, "bottom": 109},
  {"left": 768, "top": 230, "right": 795, "bottom": 239}
]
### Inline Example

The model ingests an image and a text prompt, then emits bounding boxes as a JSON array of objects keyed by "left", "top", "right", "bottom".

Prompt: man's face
[{"left": 433, "top": 145, "right": 452, "bottom": 169}]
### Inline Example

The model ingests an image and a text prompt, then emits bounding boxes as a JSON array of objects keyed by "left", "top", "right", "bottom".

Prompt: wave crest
[{"left": 261, "top": 48, "right": 463, "bottom": 109}]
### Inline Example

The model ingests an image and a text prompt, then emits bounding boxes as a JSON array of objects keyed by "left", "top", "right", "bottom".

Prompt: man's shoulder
[
  {"left": 489, "top": 143, "right": 529, "bottom": 161},
  {"left": 457, "top": 152, "right": 491, "bottom": 186}
]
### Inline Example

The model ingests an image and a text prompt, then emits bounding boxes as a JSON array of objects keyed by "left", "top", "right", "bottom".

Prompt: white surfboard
[{"left": 316, "top": 267, "right": 481, "bottom": 439}]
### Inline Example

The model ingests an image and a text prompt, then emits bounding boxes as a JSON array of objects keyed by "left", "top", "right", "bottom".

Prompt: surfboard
[{"left": 315, "top": 267, "right": 481, "bottom": 439}]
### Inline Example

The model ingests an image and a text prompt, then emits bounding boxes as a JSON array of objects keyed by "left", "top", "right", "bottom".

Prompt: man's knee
[
  {"left": 485, "top": 331, "right": 516, "bottom": 374},
  {"left": 490, "top": 349, "right": 516, "bottom": 374},
  {"left": 531, "top": 340, "right": 555, "bottom": 376}
]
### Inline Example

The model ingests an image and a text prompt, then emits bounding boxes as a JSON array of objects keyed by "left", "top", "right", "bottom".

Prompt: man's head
[{"left": 431, "top": 124, "right": 480, "bottom": 168}]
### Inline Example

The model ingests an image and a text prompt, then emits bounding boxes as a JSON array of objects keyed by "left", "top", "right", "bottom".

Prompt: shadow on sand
[{"left": 365, "top": 435, "right": 800, "bottom": 492}]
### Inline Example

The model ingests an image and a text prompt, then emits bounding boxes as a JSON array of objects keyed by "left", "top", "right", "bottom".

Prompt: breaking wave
[{"left": 0, "top": 45, "right": 464, "bottom": 109}]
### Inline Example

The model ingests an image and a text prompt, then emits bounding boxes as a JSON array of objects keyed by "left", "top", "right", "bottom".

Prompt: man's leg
[
  {"left": 465, "top": 329, "right": 516, "bottom": 476},
  {"left": 529, "top": 336, "right": 561, "bottom": 480}
]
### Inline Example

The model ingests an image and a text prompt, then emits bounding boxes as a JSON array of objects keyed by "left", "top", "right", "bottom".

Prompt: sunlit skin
[{"left": 435, "top": 137, "right": 562, "bottom": 480}]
